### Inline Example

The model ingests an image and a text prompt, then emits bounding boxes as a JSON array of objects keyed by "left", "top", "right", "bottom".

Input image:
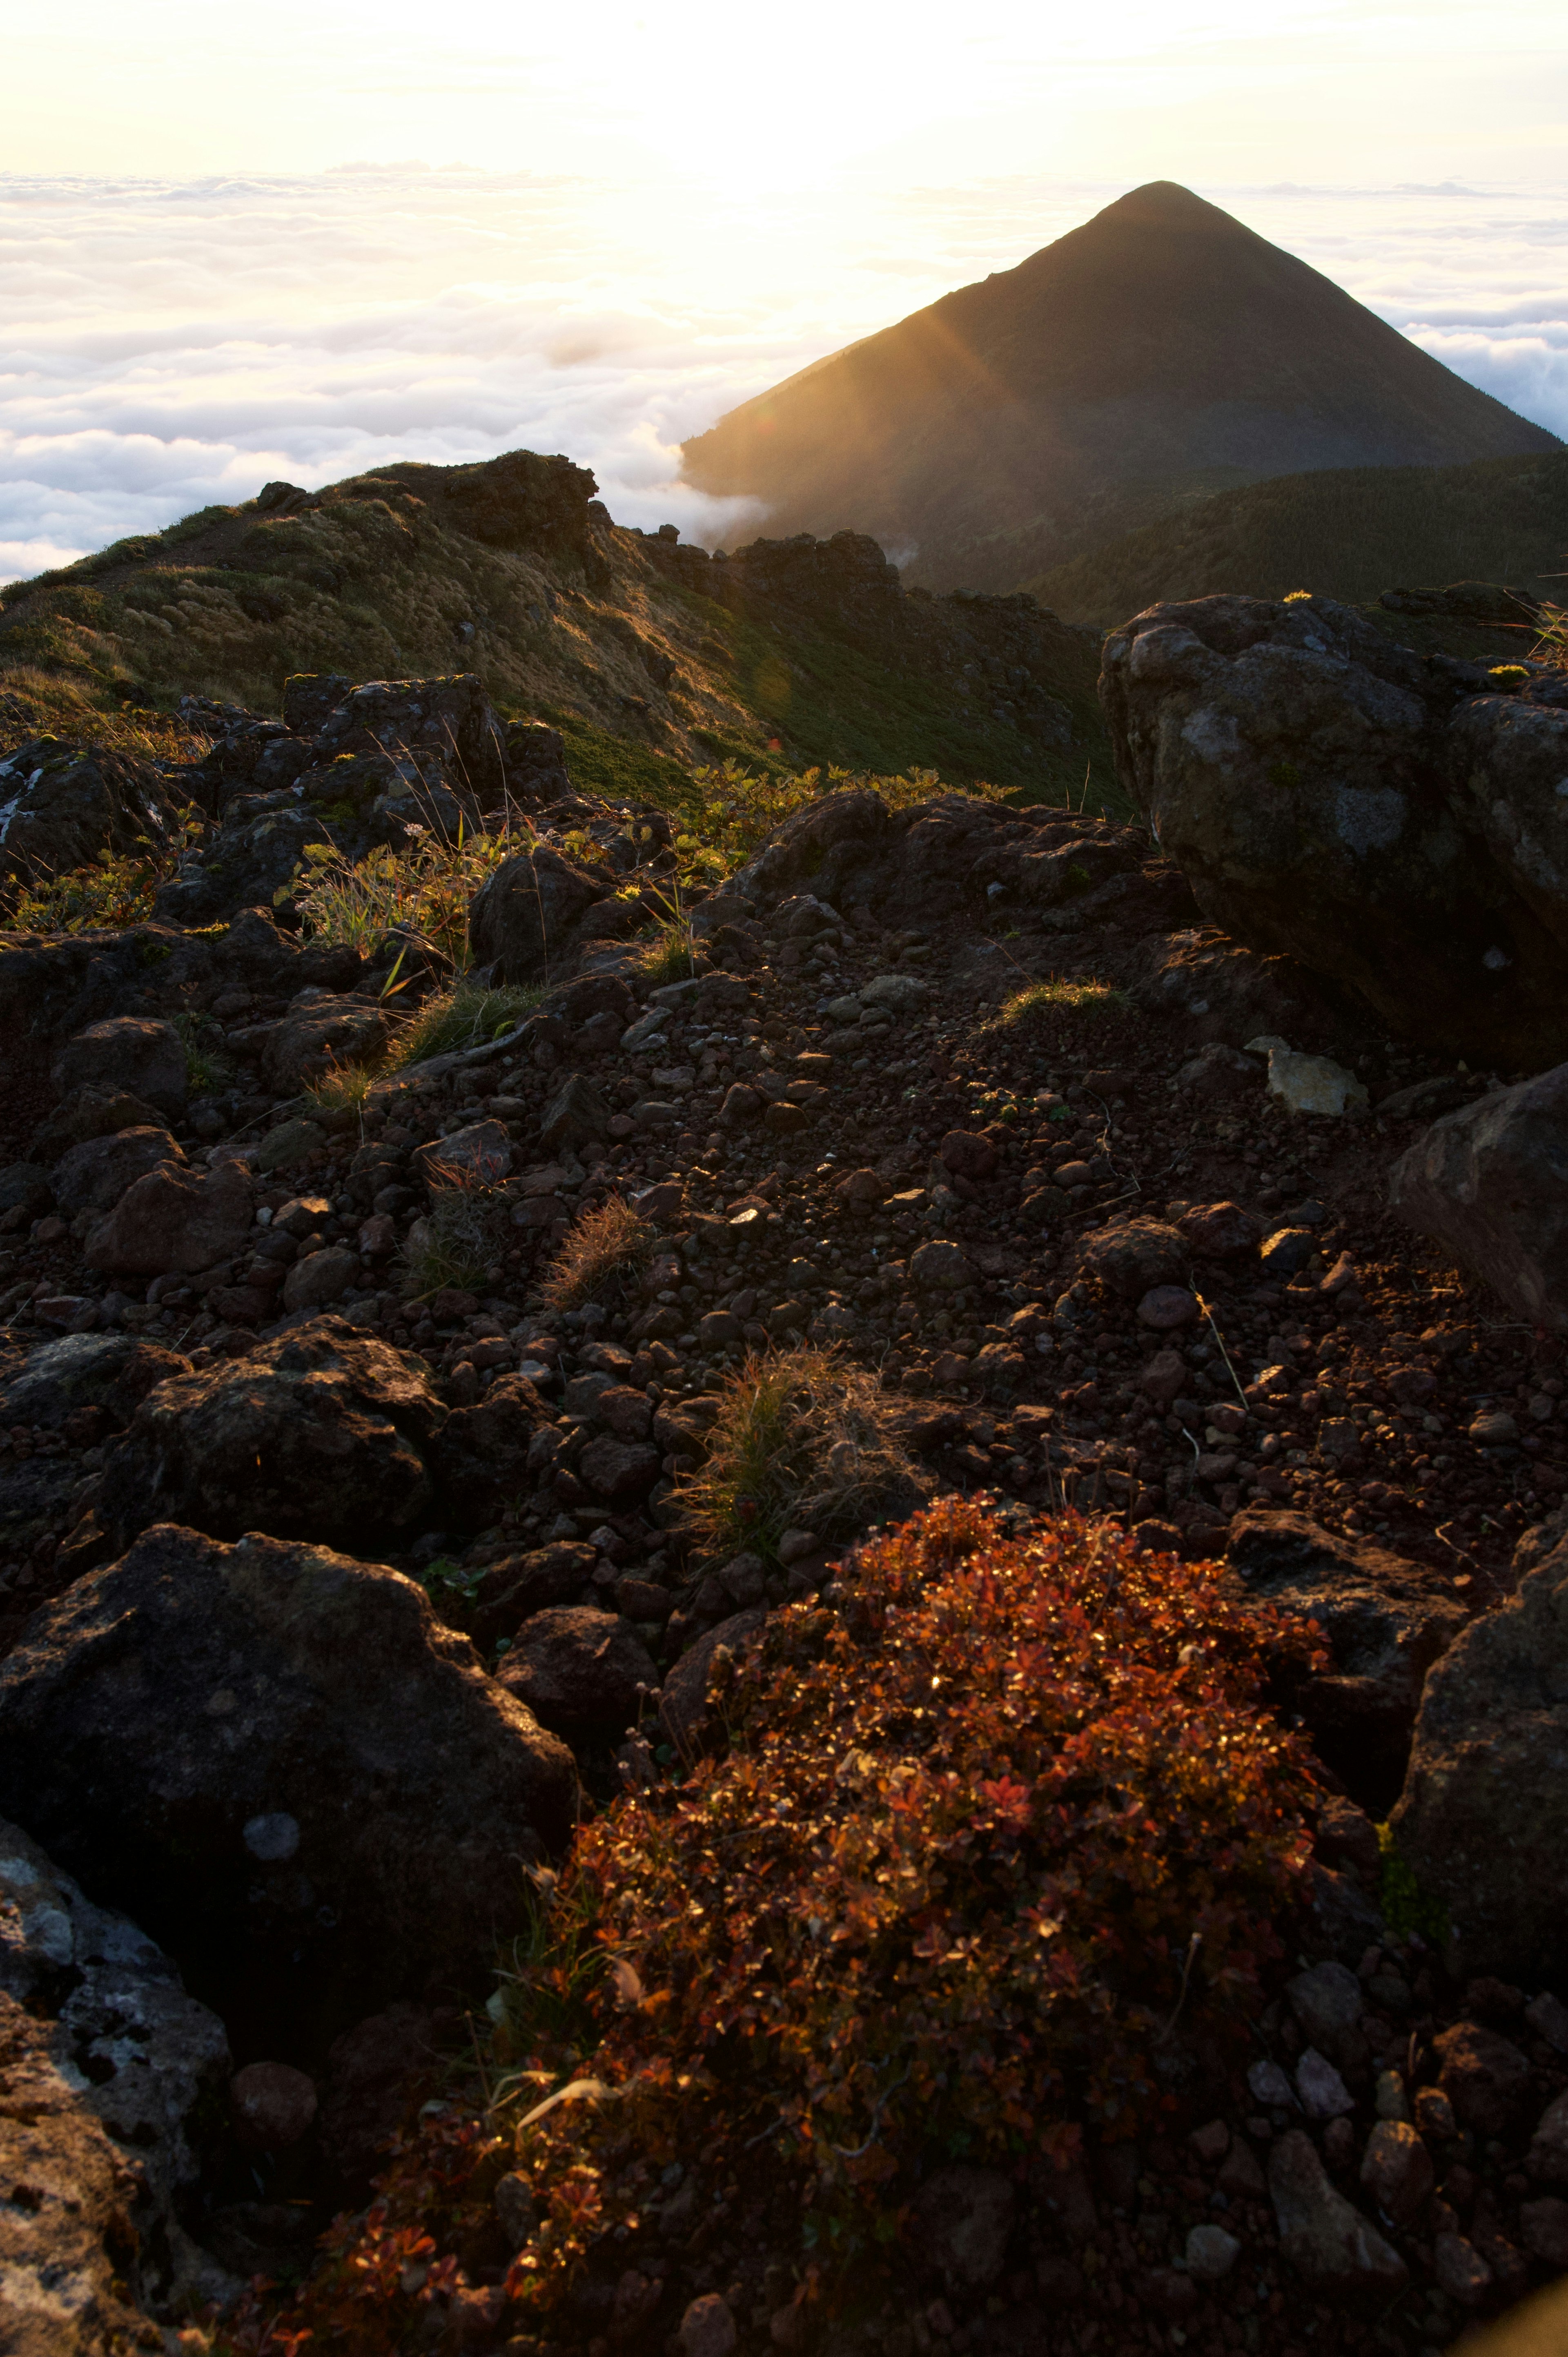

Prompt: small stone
[
  {"left": 282, "top": 1244, "right": 359, "bottom": 1313},
  {"left": 1184, "top": 2223, "right": 1240, "bottom": 2281},
  {"left": 1248, "top": 2057, "right": 1297, "bottom": 2109},
  {"left": 1359, "top": 2120, "right": 1434, "bottom": 2226},
  {"left": 679, "top": 2292, "right": 739, "bottom": 2357},
  {"left": 911, "top": 2164, "right": 1015, "bottom": 2292},
  {"left": 1139, "top": 1347, "right": 1186, "bottom": 1405},
  {"left": 1468, "top": 1408, "right": 1520, "bottom": 1447},
  {"left": 230, "top": 2060, "right": 318, "bottom": 2150},
  {"left": 256, "top": 1118, "right": 327, "bottom": 1174},
  {"left": 1432, "top": 2232, "right": 1491, "bottom": 2306},
  {"left": 1262, "top": 1049, "right": 1369, "bottom": 1118},
  {"left": 1435, "top": 2021, "right": 1534, "bottom": 2136},
  {"left": 777, "top": 1529, "right": 820, "bottom": 1566},
  {"left": 1414, "top": 2086, "right": 1457, "bottom": 2141},
  {"left": 1296, "top": 2047, "right": 1354, "bottom": 2119},
  {"left": 1189, "top": 2118, "right": 1229, "bottom": 2165},
  {"left": 415, "top": 1120, "right": 512, "bottom": 1189},
  {"left": 1374, "top": 2069, "right": 1410, "bottom": 2123},
  {"left": 1526, "top": 1991, "right": 1568, "bottom": 2054},
  {"left": 1136, "top": 1285, "right": 1198, "bottom": 1329},
  {"left": 1520, "top": 2196, "right": 1568, "bottom": 2267},
  {"left": 494, "top": 2170, "right": 538, "bottom": 2251},
  {"left": 697, "top": 1309, "right": 743, "bottom": 1346},
  {"left": 909, "top": 1238, "right": 971, "bottom": 1293},
  {"left": 939, "top": 1131, "right": 1000, "bottom": 1181},
  {"left": 719, "top": 1552, "right": 766, "bottom": 1606}
]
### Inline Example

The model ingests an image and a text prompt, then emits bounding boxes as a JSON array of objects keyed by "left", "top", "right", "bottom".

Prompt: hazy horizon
[{"left": 3, "top": 0, "right": 1565, "bottom": 585}]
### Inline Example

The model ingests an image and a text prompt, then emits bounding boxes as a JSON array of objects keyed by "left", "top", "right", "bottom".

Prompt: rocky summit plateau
[{"left": 3, "top": 442, "right": 1568, "bottom": 2357}]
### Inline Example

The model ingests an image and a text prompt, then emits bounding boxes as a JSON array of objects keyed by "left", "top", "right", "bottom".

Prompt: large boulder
[
  {"left": 51, "top": 1123, "right": 183, "bottom": 1217},
  {"left": 0, "top": 1333, "right": 188, "bottom": 1559},
  {"left": 52, "top": 1017, "right": 187, "bottom": 1122},
  {"left": 1391, "top": 1063, "right": 1568, "bottom": 1329},
  {"left": 84, "top": 1157, "right": 254, "bottom": 1278},
  {"left": 1100, "top": 593, "right": 1568, "bottom": 1064},
  {"left": 1226, "top": 1509, "right": 1467, "bottom": 1813},
  {"left": 0, "top": 1522, "right": 578, "bottom": 2043},
  {"left": 97, "top": 1317, "right": 445, "bottom": 1550},
  {"left": 1390, "top": 1526, "right": 1568, "bottom": 1983},
  {"left": 0, "top": 1815, "right": 232, "bottom": 2312},
  {"left": 468, "top": 843, "right": 613, "bottom": 980}
]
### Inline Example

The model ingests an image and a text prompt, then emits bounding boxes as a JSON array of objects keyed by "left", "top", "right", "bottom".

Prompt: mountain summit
[{"left": 682, "top": 182, "right": 1559, "bottom": 591}]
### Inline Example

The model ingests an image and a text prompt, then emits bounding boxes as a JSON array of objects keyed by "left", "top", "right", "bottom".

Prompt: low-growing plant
[
  {"left": 227, "top": 1503, "right": 1323, "bottom": 2349},
  {"left": 537, "top": 1196, "right": 654, "bottom": 1312},
  {"left": 173, "top": 1009, "right": 232, "bottom": 1097},
  {"left": 1530, "top": 602, "right": 1567, "bottom": 672},
  {"left": 9, "top": 807, "right": 205, "bottom": 933},
  {"left": 0, "top": 665, "right": 213, "bottom": 763},
  {"left": 388, "top": 981, "right": 541, "bottom": 1069},
  {"left": 282, "top": 825, "right": 521, "bottom": 964},
  {"left": 674, "top": 1344, "right": 926, "bottom": 1565},
  {"left": 998, "top": 977, "right": 1130, "bottom": 1023},
  {"left": 305, "top": 1055, "right": 381, "bottom": 1118}
]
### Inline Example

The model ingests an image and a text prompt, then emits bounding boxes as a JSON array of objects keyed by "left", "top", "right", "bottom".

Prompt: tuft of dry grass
[
  {"left": 674, "top": 1345, "right": 927, "bottom": 1565},
  {"left": 1531, "top": 602, "right": 1568, "bottom": 673},
  {"left": 538, "top": 1197, "right": 654, "bottom": 1312},
  {"left": 998, "top": 977, "right": 1129, "bottom": 1024},
  {"left": 304, "top": 1056, "right": 381, "bottom": 1117},
  {"left": 387, "top": 981, "right": 541, "bottom": 1069},
  {"left": 284, "top": 826, "right": 522, "bottom": 966}
]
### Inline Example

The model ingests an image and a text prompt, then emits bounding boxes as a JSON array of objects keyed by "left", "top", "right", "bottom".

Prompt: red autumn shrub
[{"left": 227, "top": 1501, "right": 1323, "bottom": 2348}]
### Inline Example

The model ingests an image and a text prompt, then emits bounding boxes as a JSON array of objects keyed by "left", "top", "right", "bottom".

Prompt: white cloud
[{"left": 0, "top": 168, "right": 1562, "bottom": 586}]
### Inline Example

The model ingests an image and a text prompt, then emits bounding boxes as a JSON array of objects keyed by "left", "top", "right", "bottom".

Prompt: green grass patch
[
  {"left": 998, "top": 978, "right": 1131, "bottom": 1023},
  {"left": 389, "top": 981, "right": 542, "bottom": 1068}
]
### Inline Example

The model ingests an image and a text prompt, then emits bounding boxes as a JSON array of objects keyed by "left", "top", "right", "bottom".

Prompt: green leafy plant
[
  {"left": 281, "top": 825, "right": 521, "bottom": 965},
  {"left": 173, "top": 1009, "right": 232, "bottom": 1096},
  {"left": 9, "top": 806, "right": 205, "bottom": 932}
]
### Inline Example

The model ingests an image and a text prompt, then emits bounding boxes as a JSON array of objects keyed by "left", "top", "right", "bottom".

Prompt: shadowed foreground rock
[
  {"left": 0, "top": 1523, "right": 577, "bottom": 2046},
  {"left": 1390, "top": 1525, "right": 1568, "bottom": 1985}
]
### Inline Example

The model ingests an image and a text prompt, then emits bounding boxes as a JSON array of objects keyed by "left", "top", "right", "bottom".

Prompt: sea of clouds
[{"left": 1, "top": 168, "right": 1563, "bottom": 585}]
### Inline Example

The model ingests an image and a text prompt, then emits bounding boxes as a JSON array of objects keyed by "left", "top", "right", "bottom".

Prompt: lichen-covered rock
[
  {"left": 1100, "top": 593, "right": 1568, "bottom": 1064},
  {"left": 0, "top": 1522, "right": 578, "bottom": 2043},
  {"left": 0, "top": 737, "right": 180, "bottom": 905}
]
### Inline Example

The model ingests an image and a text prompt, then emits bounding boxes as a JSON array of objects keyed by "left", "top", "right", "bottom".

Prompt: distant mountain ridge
[{"left": 682, "top": 182, "right": 1559, "bottom": 593}]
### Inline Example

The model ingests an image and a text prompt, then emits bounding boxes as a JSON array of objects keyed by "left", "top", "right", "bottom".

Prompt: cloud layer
[{"left": 0, "top": 170, "right": 1563, "bottom": 586}]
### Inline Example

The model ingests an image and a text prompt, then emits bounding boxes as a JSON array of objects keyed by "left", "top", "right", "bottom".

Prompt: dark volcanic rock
[
  {"left": 52, "top": 1017, "right": 188, "bottom": 1122},
  {"left": 98, "top": 1317, "right": 444, "bottom": 1550},
  {"left": 429, "top": 1375, "right": 555, "bottom": 1532},
  {"left": 1101, "top": 592, "right": 1568, "bottom": 1064},
  {"left": 496, "top": 1605, "right": 658, "bottom": 1739},
  {"left": 0, "top": 1522, "right": 578, "bottom": 2043},
  {"left": 1391, "top": 1524, "right": 1568, "bottom": 1984},
  {"left": 1391, "top": 1061, "right": 1568, "bottom": 1329},
  {"left": 468, "top": 842, "right": 612, "bottom": 981}
]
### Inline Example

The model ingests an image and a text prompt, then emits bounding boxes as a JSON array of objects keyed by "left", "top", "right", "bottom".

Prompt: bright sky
[{"left": 2, "top": 0, "right": 1565, "bottom": 579}]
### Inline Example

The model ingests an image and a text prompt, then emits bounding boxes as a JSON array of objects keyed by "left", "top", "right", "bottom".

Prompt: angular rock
[
  {"left": 1227, "top": 1508, "right": 1466, "bottom": 1811},
  {"left": 539, "top": 1071, "right": 610, "bottom": 1153},
  {"left": 430, "top": 1374, "right": 555, "bottom": 1530},
  {"left": 496, "top": 1606, "right": 658, "bottom": 1739},
  {"left": 415, "top": 1118, "right": 513, "bottom": 1189},
  {"left": 238, "top": 994, "right": 388, "bottom": 1093},
  {"left": 33, "top": 1082, "right": 169, "bottom": 1161},
  {"left": 1268, "top": 2127, "right": 1408, "bottom": 2309},
  {"left": 1391, "top": 1062, "right": 1568, "bottom": 1329},
  {"left": 1178, "top": 1199, "right": 1263, "bottom": 1258},
  {"left": 0, "top": 1522, "right": 577, "bottom": 2043},
  {"left": 579, "top": 1434, "right": 662, "bottom": 1504},
  {"left": 1137, "top": 1284, "right": 1198, "bottom": 1329},
  {"left": 84, "top": 1157, "right": 254, "bottom": 1278},
  {"left": 1079, "top": 1217, "right": 1188, "bottom": 1299},
  {"left": 1100, "top": 591, "right": 1568, "bottom": 1064},
  {"left": 910, "top": 1238, "right": 971, "bottom": 1293},
  {"left": 469, "top": 843, "right": 608, "bottom": 980},
  {"left": 1434, "top": 2022, "right": 1534, "bottom": 2138},
  {"left": 939, "top": 1131, "right": 999, "bottom": 1181},
  {"left": 470, "top": 1541, "right": 597, "bottom": 1649},
  {"left": 1390, "top": 1525, "right": 1568, "bottom": 1982},
  {"left": 0, "top": 1330, "right": 188, "bottom": 1436},
  {"left": 1261, "top": 1046, "right": 1368, "bottom": 1118},
  {"left": 660, "top": 1608, "right": 767, "bottom": 1752},
  {"left": 1174, "top": 1042, "right": 1265, "bottom": 1100},
  {"left": 53, "top": 1017, "right": 188, "bottom": 1122},
  {"left": 97, "top": 1317, "right": 445, "bottom": 1550}
]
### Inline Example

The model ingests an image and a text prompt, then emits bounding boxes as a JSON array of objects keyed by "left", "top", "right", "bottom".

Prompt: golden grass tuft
[
  {"left": 997, "top": 977, "right": 1130, "bottom": 1024},
  {"left": 538, "top": 1197, "right": 655, "bottom": 1312},
  {"left": 673, "top": 1345, "right": 927, "bottom": 1565}
]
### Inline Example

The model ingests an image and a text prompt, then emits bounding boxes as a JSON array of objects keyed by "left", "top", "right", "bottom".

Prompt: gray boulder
[
  {"left": 1391, "top": 1062, "right": 1568, "bottom": 1329},
  {"left": 1390, "top": 1525, "right": 1568, "bottom": 1983},
  {"left": 0, "top": 1521, "right": 578, "bottom": 2043},
  {"left": 1100, "top": 593, "right": 1568, "bottom": 1064},
  {"left": 1268, "top": 2129, "right": 1408, "bottom": 2309}
]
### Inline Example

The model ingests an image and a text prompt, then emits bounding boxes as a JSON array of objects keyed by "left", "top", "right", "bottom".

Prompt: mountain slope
[
  {"left": 681, "top": 182, "right": 1559, "bottom": 592},
  {"left": 0, "top": 450, "right": 1115, "bottom": 807},
  {"left": 1025, "top": 448, "right": 1568, "bottom": 626}
]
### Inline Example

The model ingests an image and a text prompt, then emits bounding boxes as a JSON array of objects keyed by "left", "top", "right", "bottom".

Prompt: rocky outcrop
[
  {"left": 1100, "top": 593, "right": 1568, "bottom": 1063},
  {"left": 0, "top": 737, "right": 181, "bottom": 904},
  {"left": 0, "top": 1521, "right": 578, "bottom": 2043},
  {"left": 1391, "top": 1063, "right": 1568, "bottom": 1329},
  {"left": 468, "top": 841, "right": 622, "bottom": 981},
  {"left": 1390, "top": 1524, "right": 1568, "bottom": 1983}
]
